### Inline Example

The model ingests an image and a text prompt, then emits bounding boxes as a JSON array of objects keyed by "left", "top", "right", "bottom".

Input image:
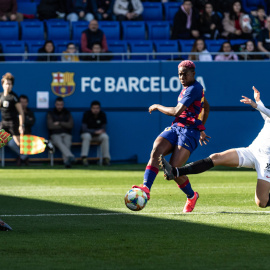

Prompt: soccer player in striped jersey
[
  {"left": 132, "top": 60, "right": 210, "bottom": 212},
  {"left": 160, "top": 86, "right": 270, "bottom": 209}
]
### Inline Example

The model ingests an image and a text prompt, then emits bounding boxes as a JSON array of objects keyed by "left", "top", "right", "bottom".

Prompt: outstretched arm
[{"left": 148, "top": 102, "right": 187, "bottom": 117}]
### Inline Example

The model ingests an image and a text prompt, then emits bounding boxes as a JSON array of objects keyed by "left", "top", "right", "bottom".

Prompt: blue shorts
[{"left": 159, "top": 124, "right": 200, "bottom": 154}]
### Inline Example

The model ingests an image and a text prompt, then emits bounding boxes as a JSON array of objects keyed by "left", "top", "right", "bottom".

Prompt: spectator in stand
[
  {"left": 251, "top": 5, "right": 266, "bottom": 39},
  {"left": 171, "top": 0, "right": 200, "bottom": 40},
  {"left": 19, "top": 95, "right": 35, "bottom": 135},
  {"left": 0, "top": 0, "right": 23, "bottom": 22},
  {"left": 61, "top": 42, "right": 80, "bottom": 62},
  {"left": 87, "top": 43, "right": 112, "bottom": 61},
  {"left": 193, "top": 0, "right": 234, "bottom": 14},
  {"left": 37, "top": 41, "right": 58, "bottom": 62},
  {"left": 241, "top": 0, "right": 266, "bottom": 15},
  {"left": 257, "top": 16, "right": 270, "bottom": 59},
  {"left": 239, "top": 40, "right": 263, "bottom": 60},
  {"left": 215, "top": 41, "right": 238, "bottom": 61},
  {"left": 47, "top": 97, "right": 75, "bottom": 168},
  {"left": 199, "top": 3, "right": 223, "bottom": 39},
  {"left": 91, "top": 0, "right": 116, "bottom": 20},
  {"left": 113, "top": 0, "right": 143, "bottom": 21},
  {"left": 81, "top": 19, "right": 109, "bottom": 60},
  {"left": 66, "top": 0, "right": 94, "bottom": 24},
  {"left": 81, "top": 100, "right": 111, "bottom": 166},
  {"left": 37, "top": 0, "right": 66, "bottom": 21},
  {"left": 188, "top": 39, "right": 213, "bottom": 61},
  {"left": 222, "top": 0, "right": 253, "bottom": 40}
]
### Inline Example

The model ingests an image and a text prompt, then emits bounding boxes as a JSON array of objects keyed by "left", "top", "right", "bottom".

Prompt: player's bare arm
[
  {"left": 199, "top": 98, "right": 211, "bottom": 146},
  {"left": 148, "top": 102, "right": 187, "bottom": 116}
]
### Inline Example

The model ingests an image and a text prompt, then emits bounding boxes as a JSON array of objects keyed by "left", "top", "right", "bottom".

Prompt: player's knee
[
  {"left": 150, "top": 146, "right": 161, "bottom": 159},
  {"left": 209, "top": 153, "right": 219, "bottom": 163}
]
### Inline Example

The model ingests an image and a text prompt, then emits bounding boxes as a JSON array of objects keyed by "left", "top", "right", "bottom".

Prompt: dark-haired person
[
  {"left": 222, "top": 0, "right": 253, "bottom": 40},
  {"left": 132, "top": 60, "right": 210, "bottom": 213},
  {"left": 239, "top": 40, "right": 263, "bottom": 61},
  {"left": 0, "top": 72, "right": 27, "bottom": 166},
  {"left": 257, "top": 16, "right": 270, "bottom": 59},
  {"left": 47, "top": 97, "right": 75, "bottom": 168},
  {"left": 160, "top": 86, "right": 270, "bottom": 209},
  {"left": 37, "top": 40, "right": 58, "bottom": 62},
  {"left": 61, "top": 43, "right": 80, "bottom": 62},
  {"left": 19, "top": 95, "right": 35, "bottom": 135},
  {"left": 80, "top": 100, "right": 110, "bottom": 166},
  {"left": 214, "top": 41, "right": 238, "bottom": 61}
]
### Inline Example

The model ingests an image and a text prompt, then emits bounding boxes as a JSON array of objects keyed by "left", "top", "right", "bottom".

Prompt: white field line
[{"left": 2, "top": 211, "right": 270, "bottom": 217}]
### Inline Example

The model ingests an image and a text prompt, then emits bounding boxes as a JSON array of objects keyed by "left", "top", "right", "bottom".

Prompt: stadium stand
[
  {"left": 122, "top": 21, "right": 146, "bottom": 40},
  {"left": 142, "top": 2, "right": 163, "bottom": 21},
  {"left": 1, "top": 41, "right": 25, "bottom": 61},
  {"left": 178, "top": 39, "right": 195, "bottom": 59},
  {"left": 21, "top": 21, "right": 45, "bottom": 40},
  {"left": 107, "top": 40, "right": 128, "bottom": 60},
  {"left": 0, "top": 21, "right": 19, "bottom": 40},
  {"left": 99, "top": 21, "right": 121, "bottom": 40},
  {"left": 147, "top": 21, "right": 170, "bottom": 40},
  {"left": 45, "top": 20, "right": 70, "bottom": 41},
  {"left": 17, "top": 2, "right": 38, "bottom": 18},
  {"left": 71, "top": 21, "right": 89, "bottom": 42},
  {"left": 163, "top": 2, "right": 180, "bottom": 22},
  {"left": 25, "top": 40, "right": 44, "bottom": 60},
  {"left": 205, "top": 39, "right": 227, "bottom": 53},
  {"left": 154, "top": 40, "right": 179, "bottom": 60},
  {"left": 128, "top": 40, "right": 153, "bottom": 60}
]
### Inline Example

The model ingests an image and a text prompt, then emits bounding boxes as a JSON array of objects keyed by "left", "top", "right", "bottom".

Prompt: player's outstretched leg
[
  {"left": 0, "top": 129, "right": 12, "bottom": 149},
  {"left": 0, "top": 219, "right": 12, "bottom": 231}
]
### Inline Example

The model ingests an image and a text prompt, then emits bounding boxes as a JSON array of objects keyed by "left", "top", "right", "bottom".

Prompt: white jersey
[{"left": 249, "top": 100, "right": 270, "bottom": 154}]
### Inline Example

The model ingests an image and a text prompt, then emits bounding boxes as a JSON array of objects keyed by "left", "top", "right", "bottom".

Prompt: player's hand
[
  {"left": 149, "top": 104, "right": 159, "bottom": 114},
  {"left": 199, "top": 131, "right": 211, "bottom": 146},
  {"left": 0, "top": 129, "right": 12, "bottom": 148},
  {"left": 240, "top": 96, "right": 257, "bottom": 108},
  {"left": 252, "top": 86, "right": 260, "bottom": 102}
]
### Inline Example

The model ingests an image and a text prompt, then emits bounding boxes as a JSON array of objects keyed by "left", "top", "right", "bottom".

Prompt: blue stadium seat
[
  {"left": 26, "top": 40, "right": 44, "bottom": 61},
  {"left": 17, "top": 2, "right": 37, "bottom": 16},
  {"left": 142, "top": 2, "right": 163, "bottom": 21},
  {"left": 21, "top": 21, "right": 45, "bottom": 40},
  {"left": 53, "top": 40, "right": 74, "bottom": 53},
  {"left": 205, "top": 39, "right": 227, "bottom": 52},
  {"left": 71, "top": 21, "right": 89, "bottom": 41},
  {"left": 107, "top": 41, "right": 128, "bottom": 60},
  {"left": 164, "top": 2, "right": 180, "bottom": 22},
  {"left": 46, "top": 21, "right": 70, "bottom": 40},
  {"left": 122, "top": 21, "right": 146, "bottom": 40},
  {"left": 0, "top": 22, "right": 19, "bottom": 40},
  {"left": 178, "top": 39, "right": 195, "bottom": 59},
  {"left": 99, "top": 21, "right": 120, "bottom": 40},
  {"left": 128, "top": 40, "right": 153, "bottom": 60},
  {"left": 147, "top": 21, "right": 170, "bottom": 40},
  {"left": 1, "top": 41, "right": 25, "bottom": 61},
  {"left": 154, "top": 40, "right": 179, "bottom": 60}
]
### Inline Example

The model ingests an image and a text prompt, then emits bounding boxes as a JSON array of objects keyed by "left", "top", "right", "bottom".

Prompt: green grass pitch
[{"left": 1, "top": 164, "right": 270, "bottom": 270}]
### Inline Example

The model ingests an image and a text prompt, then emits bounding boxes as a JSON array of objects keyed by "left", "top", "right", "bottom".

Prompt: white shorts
[{"left": 235, "top": 147, "right": 270, "bottom": 183}]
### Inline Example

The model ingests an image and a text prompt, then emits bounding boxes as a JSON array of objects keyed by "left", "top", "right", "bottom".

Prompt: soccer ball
[{"left": 124, "top": 188, "right": 148, "bottom": 211}]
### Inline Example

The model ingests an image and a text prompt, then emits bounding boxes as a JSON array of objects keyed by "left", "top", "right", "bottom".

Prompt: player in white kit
[{"left": 159, "top": 86, "right": 270, "bottom": 208}]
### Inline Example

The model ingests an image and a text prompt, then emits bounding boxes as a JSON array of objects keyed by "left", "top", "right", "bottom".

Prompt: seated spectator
[
  {"left": 222, "top": 0, "right": 253, "bottom": 40},
  {"left": 91, "top": 0, "right": 116, "bottom": 20},
  {"left": 257, "top": 16, "right": 270, "bottom": 59},
  {"left": 171, "top": 0, "right": 200, "bottom": 40},
  {"left": 239, "top": 40, "right": 263, "bottom": 60},
  {"left": 241, "top": 0, "right": 266, "bottom": 15},
  {"left": 37, "top": 0, "right": 66, "bottom": 20},
  {"left": 113, "top": 0, "right": 143, "bottom": 21},
  {"left": 81, "top": 19, "right": 108, "bottom": 60},
  {"left": 215, "top": 41, "right": 238, "bottom": 61},
  {"left": 199, "top": 3, "right": 223, "bottom": 39},
  {"left": 47, "top": 97, "right": 75, "bottom": 168},
  {"left": 251, "top": 5, "right": 266, "bottom": 39},
  {"left": 86, "top": 43, "right": 112, "bottom": 61},
  {"left": 19, "top": 95, "right": 35, "bottom": 135},
  {"left": 189, "top": 39, "right": 213, "bottom": 61},
  {"left": 81, "top": 100, "right": 111, "bottom": 166},
  {"left": 193, "top": 0, "right": 233, "bottom": 14},
  {"left": 66, "top": 0, "right": 94, "bottom": 24},
  {"left": 61, "top": 43, "right": 80, "bottom": 62},
  {"left": 0, "top": 0, "right": 23, "bottom": 22},
  {"left": 37, "top": 41, "right": 58, "bottom": 62}
]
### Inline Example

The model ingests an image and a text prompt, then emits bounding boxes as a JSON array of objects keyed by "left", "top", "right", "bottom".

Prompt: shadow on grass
[{"left": 0, "top": 195, "right": 270, "bottom": 270}]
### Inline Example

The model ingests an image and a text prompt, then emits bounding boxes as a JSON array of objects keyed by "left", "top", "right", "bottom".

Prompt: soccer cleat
[
  {"left": 44, "top": 140, "right": 55, "bottom": 154},
  {"left": 0, "top": 129, "right": 12, "bottom": 149},
  {"left": 159, "top": 154, "right": 175, "bottom": 180},
  {"left": 183, "top": 192, "right": 199, "bottom": 213},
  {"left": 0, "top": 219, "right": 13, "bottom": 231},
  {"left": 132, "top": 184, "right": 150, "bottom": 200}
]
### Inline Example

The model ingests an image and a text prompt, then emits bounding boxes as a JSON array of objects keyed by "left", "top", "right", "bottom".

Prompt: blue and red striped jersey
[{"left": 173, "top": 80, "right": 205, "bottom": 131}]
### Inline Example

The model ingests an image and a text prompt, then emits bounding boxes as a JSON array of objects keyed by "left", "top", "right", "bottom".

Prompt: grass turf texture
[{"left": 0, "top": 165, "right": 269, "bottom": 269}]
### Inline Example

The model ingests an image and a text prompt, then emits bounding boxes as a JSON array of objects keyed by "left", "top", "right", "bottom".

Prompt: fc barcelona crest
[{"left": 51, "top": 72, "right": 75, "bottom": 97}]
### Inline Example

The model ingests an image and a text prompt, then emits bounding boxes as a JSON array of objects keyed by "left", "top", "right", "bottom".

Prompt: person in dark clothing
[
  {"left": 81, "top": 100, "right": 110, "bottom": 166},
  {"left": 19, "top": 95, "right": 35, "bottom": 135},
  {"left": 37, "top": 40, "right": 58, "bottom": 62},
  {"left": 257, "top": 16, "right": 270, "bottom": 59},
  {"left": 87, "top": 43, "right": 112, "bottom": 61},
  {"left": 199, "top": 2, "right": 223, "bottom": 39},
  {"left": 81, "top": 19, "right": 109, "bottom": 60},
  {"left": 47, "top": 97, "right": 75, "bottom": 168},
  {"left": 37, "top": 0, "right": 66, "bottom": 20},
  {"left": 91, "top": 0, "right": 115, "bottom": 20},
  {"left": 239, "top": 40, "right": 263, "bottom": 61},
  {"left": 0, "top": 0, "right": 23, "bottom": 22},
  {"left": 171, "top": 0, "right": 200, "bottom": 40},
  {"left": 66, "top": 0, "right": 94, "bottom": 23}
]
